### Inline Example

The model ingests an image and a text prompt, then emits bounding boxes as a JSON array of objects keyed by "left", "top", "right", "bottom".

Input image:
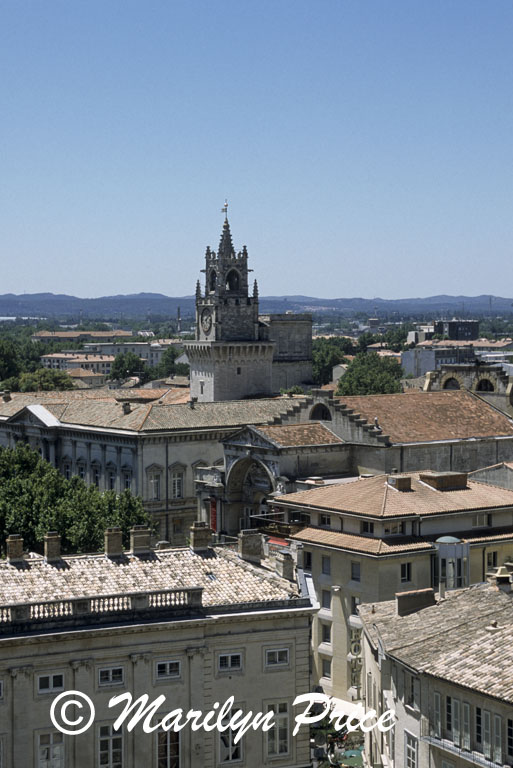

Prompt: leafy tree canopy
[
  {"left": 0, "top": 443, "right": 151, "bottom": 555},
  {"left": 110, "top": 351, "right": 148, "bottom": 382},
  {"left": 335, "top": 352, "right": 403, "bottom": 396},
  {"left": 2, "top": 368, "right": 75, "bottom": 392}
]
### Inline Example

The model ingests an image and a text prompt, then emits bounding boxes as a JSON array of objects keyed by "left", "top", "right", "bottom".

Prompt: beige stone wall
[{"left": 0, "top": 610, "right": 312, "bottom": 768}]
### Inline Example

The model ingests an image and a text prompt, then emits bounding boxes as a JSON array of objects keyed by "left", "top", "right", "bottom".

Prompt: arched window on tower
[
  {"left": 209, "top": 271, "right": 217, "bottom": 293},
  {"left": 443, "top": 378, "right": 460, "bottom": 390},
  {"left": 225, "top": 270, "right": 240, "bottom": 292},
  {"left": 476, "top": 378, "right": 494, "bottom": 392},
  {"left": 309, "top": 403, "right": 332, "bottom": 421}
]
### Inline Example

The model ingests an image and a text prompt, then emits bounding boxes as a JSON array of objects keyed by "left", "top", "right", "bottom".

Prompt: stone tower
[{"left": 185, "top": 217, "right": 275, "bottom": 402}]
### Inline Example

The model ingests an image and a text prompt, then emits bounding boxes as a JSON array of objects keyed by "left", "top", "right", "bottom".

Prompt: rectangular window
[
  {"left": 446, "top": 696, "right": 452, "bottom": 733},
  {"left": 93, "top": 467, "right": 100, "bottom": 487},
  {"left": 150, "top": 473, "right": 161, "bottom": 501},
  {"left": 63, "top": 463, "right": 71, "bottom": 481},
  {"left": 219, "top": 712, "right": 243, "bottom": 763},
  {"left": 321, "top": 623, "right": 331, "bottom": 644},
  {"left": 38, "top": 674, "right": 64, "bottom": 694},
  {"left": 473, "top": 512, "right": 491, "bottom": 528},
  {"left": 476, "top": 707, "right": 482, "bottom": 747},
  {"left": 321, "top": 556, "right": 331, "bottom": 575},
  {"left": 303, "top": 550, "right": 312, "bottom": 571},
  {"left": 493, "top": 715, "right": 502, "bottom": 764},
  {"left": 483, "top": 710, "right": 491, "bottom": 759},
  {"left": 401, "top": 563, "right": 412, "bottom": 583},
  {"left": 98, "top": 725, "right": 122, "bottom": 768},
  {"left": 351, "top": 561, "right": 361, "bottom": 582},
  {"left": 320, "top": 514, "right": 331, "bottom": 528},
  {"left": 266, "top": 649, "right": 289, "bottom": 667},
  {"left": 384, "top": 521, "right": 405, "bottom": 535},
  {"left": 452, "top": 698, "right": 460, "bottom": 746},
  {"left": 0, "top": 679, "right": 3, "bottom": 700},
  {"left": 321, "top": 590, "right": 331, "bottom": 610},
  {"left": 322, "top": 658, "right": 331, "bottom": 679},
  {"left": 78, "top": 464, "right": 85, "bottom": 480},
  {"left": 405, "top": 674, "right": 418, "bottom": 709},
  {"left": 123, "top": 472, "right": 132, "bottom": 491},
  {"left": 405, "top": 732, "right": 418, "bottom": 768},
  {"left": 171, "top": 471, "right": 184, "bottom": 499},
  {"left": 361, "top": 520, "right": 374, "bottom": 535},
  {"left": 108, "top": 471, "right": 116, "bottom": 490},
  {"left": 266, "top": 702, "right": 289, "bottom": 756},
  {"left": 462, "top": 702, "right": 470, "bottom": 750},
  {"left": 433, "top": 692, "right": 441, "bottom": 738},
  {"left": 218, "top": 654, "right": 242, "bottom": 672},
  {"left": 487, "top": 551, "right": 498, "bottom": 570},
  {"left": 508, "top": 718, "right": 513, "bottom": 758},
  {"left": 156, "top": 661, "right": 181, "bottom": 680},
  {"left": 99, "top": 667, "right": 124, "bottom": 687},
  {"left": 38, "top": 732, "right": 64, "bottom": 768},
  {"left": 351, "top": 595, "right": 361, "bottom": 616}
]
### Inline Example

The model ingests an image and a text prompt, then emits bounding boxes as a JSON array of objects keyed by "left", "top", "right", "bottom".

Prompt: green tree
[
  {"left": 312, "top": 337, "right": 354, "bottom": 385},
  {"left": 336, "top": 352, "right": 403, "bottom": 396},
  {"left": 110, "top": 351, "right": 148, "bottom": 381},
  {"left": 0, "top": 443, "right": 151, "bottom": 555},
  {"left": 18, "top": 369, "right": 74, "bottom": 391},
  {"left": 0, "top": 338, "right": 20, "bottom": 380}
]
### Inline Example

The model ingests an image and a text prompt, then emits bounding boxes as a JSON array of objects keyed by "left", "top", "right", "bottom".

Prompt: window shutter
[
  {"left": 483, "top": 710, "right": 491, "bottom": 759},
  {"left": 493, "top": 715, "right": 502, "bottom": 764},
  {"left": 413, "top": 678, "right": 420, "bottom": 710},
  {"left": 462, "top": 702, "right": 470, "bottom": 750},
  {"left": 433, "top": 692, "right": 441, "bottom": 738},
  {"left": 452, "top": 699, "right": 460, "bottom": 746}
]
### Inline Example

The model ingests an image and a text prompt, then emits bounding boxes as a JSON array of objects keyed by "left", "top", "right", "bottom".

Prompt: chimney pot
[
  {"left": 130, "top": 526, "right": 151, "bottom": 554},
  {"left": 238, "top": 529, "right": 264, "bottom": 564},
  {"left": 189, "top": 521, "right": 212, "bottom": 552},
  {"left": 6, "top": 534, "right": 24, "bottom": 562},
  {"left": 104, "top": 527, "right": 123, "bottom": 557},
  {"left": 44, "top": 531, "right": 61, "bottom": 562},
  {"left": 122, "top": 401, "right": 131, "bottom": 414},
  {"left": 2, "top": 390, "right": 11, "bottom": 402},
  {"left": 275, "top": 550, "right": 294, "bottom": 581}
]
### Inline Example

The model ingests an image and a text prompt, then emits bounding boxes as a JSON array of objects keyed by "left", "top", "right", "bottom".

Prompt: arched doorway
[
  {"left": 443, "top": 378, "right": 460, "bottom": 390},
  {"left": 224, "top": 458, "right": 276, "bottom": 533},
  {"left": 476, "top": 378, "right": 494, "bottom": 392},
  {"left": 309, "top": 403, "right": 332, "bottom": 421}
]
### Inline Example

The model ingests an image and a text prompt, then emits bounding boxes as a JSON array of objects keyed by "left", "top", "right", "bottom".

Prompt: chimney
[
  {"left": 387, "top": 475, "right": 411, "bottom": 491},
  {"left": 439, "top": 580, "right": 446, "bottom": 599},
  {"left": 189, "top": 521, "right": 213, "bottom": 552},
  {"left": 491, "top": 565, "right": 512, "bottom": 593},
  {"left": 44, "top": 531, "right": 61, "bottom": 562},
  {"left": 104, "top": 527, "right": 123, "bottom": 557},
  {"left": 2, "top": 390, "right": 11, "bottom": 402},
  {"left": 189, "top": 397, "right": 198, "bottom": 409},
  {"left": 238, "top": 529, "right": 263, "bottom": 564},
  {"left": 419, "top": 471, "right": 468, "bottom": 491},
  {"left": 275, "top": 550, "right": 295, "bottom": 581},
  {"left": 130, "top": 526, "right": 151, "bottom": 554},
  {"left": 6, "top": 534, "right": 23, "bottom": 562},
  {"left": 396, "top": 588, "right": 436, "bottom": 616},
  {"left": 122, "top": 401, "right": 131, "bottom": 414}
]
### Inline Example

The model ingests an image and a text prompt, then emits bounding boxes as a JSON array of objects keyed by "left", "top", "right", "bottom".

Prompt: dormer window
[
  {"left": 473, "top": 513, "right": 491, "bottom": 528},
  {"left": 361, "top": 521, "right": 374, "bottom": 536}
]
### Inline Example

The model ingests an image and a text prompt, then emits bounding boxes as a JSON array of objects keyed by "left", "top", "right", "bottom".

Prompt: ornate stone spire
[
  {"left": 253, "top": 279, "right": 259, "bottom": 298},
  {"left": 196, "top": 279, "right": 202, "bottom": 299},
  {"left": 218, "top": 218, "right": 235, "bottom": 260}
]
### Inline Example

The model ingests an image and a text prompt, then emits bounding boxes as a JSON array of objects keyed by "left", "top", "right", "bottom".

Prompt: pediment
[
  {"left": 222, "top": 426, "right": 277, "bottom": 451},
  {"left": 7, "top": 404, "right": 61, "bottom": 429}
]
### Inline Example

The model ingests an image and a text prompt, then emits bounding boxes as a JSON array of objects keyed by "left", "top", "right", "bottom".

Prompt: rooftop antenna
[{"left": 221, "top": 199, "right": 228, "bottom": 221}]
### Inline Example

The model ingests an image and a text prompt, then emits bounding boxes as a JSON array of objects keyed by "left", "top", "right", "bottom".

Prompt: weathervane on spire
[{"left": 221, "top": 199, "right": 228, "bottom": 221}]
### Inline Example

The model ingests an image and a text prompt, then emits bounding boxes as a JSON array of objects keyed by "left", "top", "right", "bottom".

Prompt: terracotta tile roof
[
  {"left": 67, "top": 368, "right": 105, "bottom": 378},
  {"left": 0, "top": 393, "right": 306, "bottom": 434},
  {"left": 277, "top": 473, "right": 513, "bottom": 518},
  {"left": 0, "top": 546, "right": 298, "bottom": 608},
  {"left": 334, "top": 390, "right": 513, "bottom": 443},
  {"left": 254, "top": 422, "right": 343, "bottom": 448},
  {"left": 360, "top": 584, "right": 513, "bottom": 704},
  {"left": 417, "top": 338, "right": 513, "bottom": 348},
  {"left": 32, "top": 330, "right": 133, "bottom": 339},
  {"left": 289, "top": 526, "right": 432, "bottom": 555}
]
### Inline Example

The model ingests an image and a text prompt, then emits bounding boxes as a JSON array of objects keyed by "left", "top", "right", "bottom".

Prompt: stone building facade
[
  {"left": 185, "top": 217, "right": 313, "bottom": 401},
  {"left": 360, "top": 578, "right": 513, "bottom": 768},
  {"left": 270, "top": 470, "right": 513, "bottom": 702},
  {"left": 0, "top": 525, "right": 313, "bottom": 768}
]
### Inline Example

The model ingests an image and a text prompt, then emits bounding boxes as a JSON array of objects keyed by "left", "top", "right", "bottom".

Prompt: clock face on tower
[{"left": 201, "top": 308, "right": 212, "bottom": 334}]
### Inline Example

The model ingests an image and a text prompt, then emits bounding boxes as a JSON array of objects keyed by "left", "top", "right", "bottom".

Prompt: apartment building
[
  {"left": 273, "top": 471, "right": 513, "bottom": 701},
  {"left": 0, "top": 525, "right": 313, "bottom": 768},
  {"left": 360, "top": 574, "right": 513, "bottom": 768}
]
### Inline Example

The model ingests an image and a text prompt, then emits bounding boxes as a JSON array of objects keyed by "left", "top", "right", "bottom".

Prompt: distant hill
[{"left": 0, "top": 292, "right": 512, "bottom": 320}]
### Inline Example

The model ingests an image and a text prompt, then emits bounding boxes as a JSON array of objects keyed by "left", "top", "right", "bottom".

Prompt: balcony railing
[
  {"left": 0, "top": 587, "right": 204, "bottom": 634},
  {"left": 421, "top": 734, "right": 509, "bottom": 767}
]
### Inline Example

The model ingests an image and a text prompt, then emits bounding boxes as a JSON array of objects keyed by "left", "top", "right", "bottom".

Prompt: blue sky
[{"left": 1, "top": 0, "right": 512, "bottom": 299}]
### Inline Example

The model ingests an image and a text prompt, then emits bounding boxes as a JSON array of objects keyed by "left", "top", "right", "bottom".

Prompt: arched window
[
  {"left": 225, "top": 270, "right": 240, "bottom": 292},
  {"left": 443, "top": 378, "right": 460, "bottom": 390},
  {"left": 309, "top": 403, "right": 332, "bottom": 421},
  {"left": 476, "top": 378, "right": 494, "bottom": 392},
  {"left": 209, "top": 270, "right": 217, "bottom": 292}
]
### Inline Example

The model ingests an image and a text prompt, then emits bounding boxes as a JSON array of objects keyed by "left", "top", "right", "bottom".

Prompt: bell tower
[
  {"left": 185, "top": 208, "right": 274, "bottom": 402},
  {"left": 195, "top": 214, "right": 260, "bottom": 343}
]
